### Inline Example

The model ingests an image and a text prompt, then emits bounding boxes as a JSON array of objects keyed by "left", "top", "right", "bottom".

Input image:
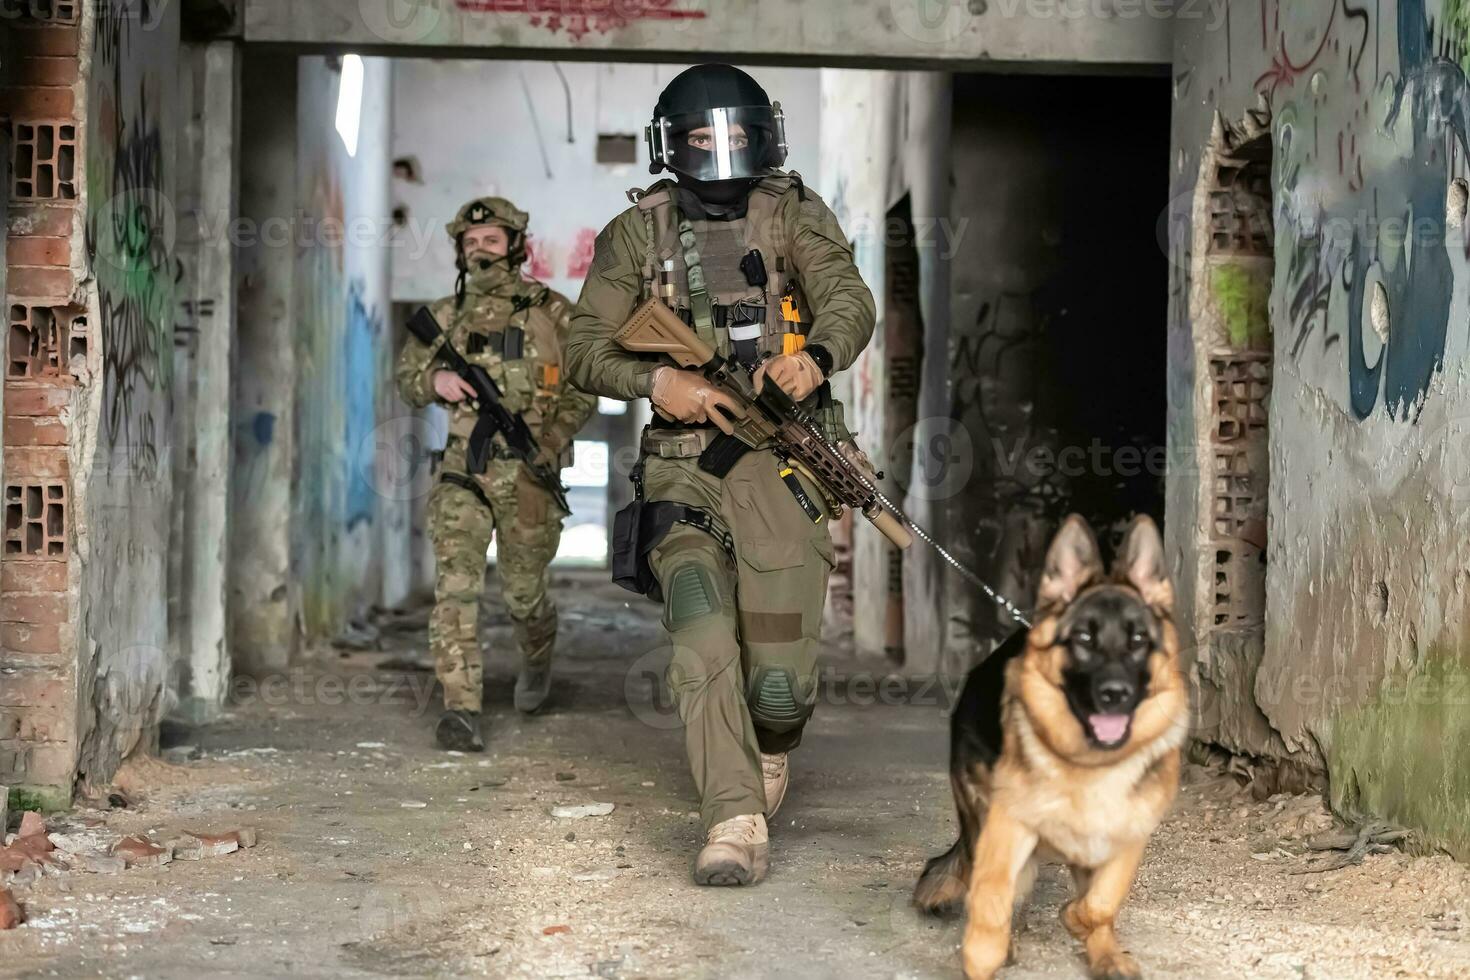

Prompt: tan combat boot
[
  {"left": 693, "top": 813, "right": 769, "bottom": 886},
  {"left": 760, "top": 752, "right": 790, "bottom": 818}
]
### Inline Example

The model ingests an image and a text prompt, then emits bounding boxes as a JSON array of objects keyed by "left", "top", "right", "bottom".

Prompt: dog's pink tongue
[{"left": 1089, "top": 714, "right": 1130, "bottom": 744}]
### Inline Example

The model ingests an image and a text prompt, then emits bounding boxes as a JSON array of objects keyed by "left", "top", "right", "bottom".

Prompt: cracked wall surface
[{"left": 1171, "top": 2, "right": 1470, "bottom": 857}]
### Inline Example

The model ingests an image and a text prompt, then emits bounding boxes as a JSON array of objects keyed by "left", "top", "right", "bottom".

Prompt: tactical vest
[
  {"left": 632, "top": 172, "right": 812, "bottom": 366},
  {"left": 441, "top": 286, "right": 572, "bottom": 466}
]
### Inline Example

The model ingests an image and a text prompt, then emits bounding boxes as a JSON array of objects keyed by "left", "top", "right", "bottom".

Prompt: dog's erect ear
[
  {"left": 1038, "top": 515, "right": 1103, "bottom": 609},
  {"left": 1118, "top": 515, "right": 1173, "bottom": 611}
]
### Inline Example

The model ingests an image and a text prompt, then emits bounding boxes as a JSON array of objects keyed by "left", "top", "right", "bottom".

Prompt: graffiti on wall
[
  {"left": 1239, "top": 0, "right": 1470, "bottom": 420},
  {"left": 452, "top": 0, "right": 706, "bottom": 41},
  {"left": 87, "top": 0, "right": 175, "bottom": 475}
]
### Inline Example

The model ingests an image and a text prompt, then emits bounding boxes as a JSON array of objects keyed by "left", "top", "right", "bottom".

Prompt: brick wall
[{"left": 0, "top": 5, "right": 85, "bottom": 804}]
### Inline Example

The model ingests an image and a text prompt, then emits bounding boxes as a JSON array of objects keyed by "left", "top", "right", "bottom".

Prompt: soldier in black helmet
[{"left": 565, "top": 66, "right": 876, "bottom": 885}]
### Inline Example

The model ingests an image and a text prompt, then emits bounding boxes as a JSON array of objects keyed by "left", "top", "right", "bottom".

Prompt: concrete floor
[{"left": 3, "top": 572, "right": 1468, "bottom": 979}]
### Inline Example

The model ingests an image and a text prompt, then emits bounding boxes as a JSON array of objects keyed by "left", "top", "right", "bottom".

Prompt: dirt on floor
[{"left": 2, "top": 572, "right": 1467, "bottom": 979}]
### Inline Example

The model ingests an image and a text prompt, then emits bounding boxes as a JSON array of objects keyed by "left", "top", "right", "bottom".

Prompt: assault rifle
[
  {"left": 407, "top": 306, "right": 570, "bottom": 514},
  {"left": 615, "top": 298, "right": 1034, "bottom": 627}
]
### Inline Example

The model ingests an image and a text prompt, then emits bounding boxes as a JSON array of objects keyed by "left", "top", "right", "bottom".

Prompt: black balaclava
[{"left": 653, "top": 64, "right": 776, "bottom": 216}]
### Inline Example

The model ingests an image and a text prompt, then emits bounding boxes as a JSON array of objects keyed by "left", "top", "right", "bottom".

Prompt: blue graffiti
[
  {"left": 344, "top": 281, "right": 379, "bottom": 530},
  {"left": 1346, "top": 0, "right": 1468, "bottom": 420}
]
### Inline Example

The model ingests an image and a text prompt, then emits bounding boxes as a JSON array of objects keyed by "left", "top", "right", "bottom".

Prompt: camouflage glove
[
  {"left": 650, "top": 367, "right": 746, "bottom": 435},
  {"left": 753, "top": 351, "right": 824, "bottom": 402}
]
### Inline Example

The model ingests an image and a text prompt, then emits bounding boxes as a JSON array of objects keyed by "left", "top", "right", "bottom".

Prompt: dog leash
[
  {"left": 868, "top": 485, "right": 1033, "bottom": 630},
  {"left": 793, "top": 410, "right": 1033, "bottom": 630}
]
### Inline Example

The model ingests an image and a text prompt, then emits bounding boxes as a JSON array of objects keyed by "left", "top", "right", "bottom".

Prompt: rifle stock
[{"left": 614, "top": 299, "right": 717, "bottom": 369}]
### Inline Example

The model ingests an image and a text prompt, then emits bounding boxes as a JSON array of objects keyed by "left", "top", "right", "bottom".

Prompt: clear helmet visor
[{"left": 649, "top": 104, "right": 786, "bottom": 181}]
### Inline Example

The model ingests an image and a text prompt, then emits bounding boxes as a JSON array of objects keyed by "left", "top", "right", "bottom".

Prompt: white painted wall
[{"left": 389, "top": 60, "right": 821, "bottom": 304}]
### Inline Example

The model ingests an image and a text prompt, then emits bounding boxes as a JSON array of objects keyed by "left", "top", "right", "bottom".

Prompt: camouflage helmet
[{"left": 445, "top": 196, "right": 529, "bottom": 241}]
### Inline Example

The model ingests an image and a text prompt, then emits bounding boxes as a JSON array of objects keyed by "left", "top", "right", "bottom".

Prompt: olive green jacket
[{"left": 565, "top": 180, "right": 876, "bottom": 400}]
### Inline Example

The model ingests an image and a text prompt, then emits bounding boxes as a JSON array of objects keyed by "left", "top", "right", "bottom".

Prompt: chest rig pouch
[
  {"left": 633, "top": 174, "right": 852, "bottom": 448},
  {"left": 456, "top": 289, "right": 547, "bottom": 417}
]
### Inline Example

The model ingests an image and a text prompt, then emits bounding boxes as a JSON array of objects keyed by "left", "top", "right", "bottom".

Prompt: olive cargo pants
[
  {"left": 428, "top": 438, "right": 564, "bottom": 712},
  {"left": 645, "top": 447, "right": 835, "bottom": 831}
]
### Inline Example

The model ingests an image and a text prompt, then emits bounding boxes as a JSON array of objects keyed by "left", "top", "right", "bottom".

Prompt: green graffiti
[
  {"left": 1448, "top": 0, "right": 1470, "bottom": 76},
  {"left": 1328, "top": 650, "right": 1470, "bottom": 861},
  {"left": 1211, "top": 264, "right": 1271, "bottom": 349}
]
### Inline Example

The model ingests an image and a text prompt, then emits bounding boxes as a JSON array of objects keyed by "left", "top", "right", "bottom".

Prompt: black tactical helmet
[{"left": 646, "top": 64, "right": 788, "bottom": 183}]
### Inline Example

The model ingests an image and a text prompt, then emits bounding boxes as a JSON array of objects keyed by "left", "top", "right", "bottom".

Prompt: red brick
[
  {"left": 6, "top": 266, "right": 72, "bottom": 300},
  {"left": 0, "top": 668, "right": 66, "bottom": 707},
  {"left": 17, "top": 811, "right": 45, "bottom": 839},
  {"left": 1, "top": 593, "right": 66, "bottom": 624},
  {"left": 0, "top": 887, "right": 22, "bottom": 930},
  {"left": 15, "top": 57, "right": 78, "bottom": 88},
  {"left": 8, "top": 205, "right": 75, "bottom": 239},
  {"left": 112, "top": 835, "right": 170, "bottom": 868},
  {"left": 0, "top": 88, "right": 74, "bottom": 118},
  {"left": 7, "top": 236, "right": 69, "bottom": 267},
  {"left": 4, "top": 415, "right": 67, "bottom": 447},
  {"left": 1, "top": 621, "right": 61, "bottom": 655},
  {"left": 13, "top": 26, "right": 78, "bottom": 58},
  {"left": 1, "top": 560, "right": 68, "bottom": 593},
  {"left": 3, "top": 447, "right": 68, "bottom": 478},
  {"left": 3, "top": 386, "right": 70, "bottom": 418}
]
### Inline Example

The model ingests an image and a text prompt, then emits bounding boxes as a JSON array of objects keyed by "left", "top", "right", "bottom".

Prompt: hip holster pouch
[
  {"left": 698, "top": 433, "right": 753, "bottom": 478},
  {"left": 612, "top": 499, "right": 731, "bottom": 603}
]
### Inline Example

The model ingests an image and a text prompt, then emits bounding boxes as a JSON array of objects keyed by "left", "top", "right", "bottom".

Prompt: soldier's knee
[
  {"left": 746, "top": 662, "right": 818, "bottom": 733},
  {"left": 663, "top": 563, "right": 721, "bottom": 631}
]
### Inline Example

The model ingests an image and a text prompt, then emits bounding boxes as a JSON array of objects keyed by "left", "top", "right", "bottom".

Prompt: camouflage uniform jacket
[{"left": 397, "top": 282, "right": 596, "bottom": 469}]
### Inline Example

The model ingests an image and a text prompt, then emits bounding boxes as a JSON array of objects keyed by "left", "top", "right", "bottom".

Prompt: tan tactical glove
[
  {"left": 753, "top": 351, "right": 824, "bottom": 402},
  {"left": 650, "top": 367, "right": 746, "bottom": 435},
  {"left": 533, "top": 423, "right": 572, "bottom": 468}
]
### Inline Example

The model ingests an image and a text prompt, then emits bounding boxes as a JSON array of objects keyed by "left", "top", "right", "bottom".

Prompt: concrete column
[
  {"left": 173, "top": 41, "right": 241, "bottom": 720},
  {"left": 231, "top": 51, "right": 298, "bottom": 675}
]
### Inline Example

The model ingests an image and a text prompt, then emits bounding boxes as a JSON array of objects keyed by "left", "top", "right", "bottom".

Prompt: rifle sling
[{"left": 441, "top": 471, "right": 494, "bottom": 512}]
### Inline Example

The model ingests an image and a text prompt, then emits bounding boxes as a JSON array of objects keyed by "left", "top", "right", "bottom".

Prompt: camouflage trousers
[
  {"left": 428, "top": 444, "right": 564, "bottom": 712},
  {"left": 644, "top": 447, "right": 835, "bottom": 831}
]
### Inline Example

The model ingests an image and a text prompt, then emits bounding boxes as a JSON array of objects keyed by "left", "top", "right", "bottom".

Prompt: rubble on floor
[{"left": 0, "top": 807, "right": 259, "bottom": 928}]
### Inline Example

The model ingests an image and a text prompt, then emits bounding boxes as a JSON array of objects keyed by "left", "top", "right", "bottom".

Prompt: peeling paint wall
[
  {"left": 1171, "top": 2, "right": 1470, "bottom": 856},
  {"left": 818, "top": 69, "right": 952, "bottom": 671},
  {"left": 292, "top": 56, "right": 395, "bottom": 640},
  {"left": 75, "top": 0, "right": 182, "bottom": 786}
]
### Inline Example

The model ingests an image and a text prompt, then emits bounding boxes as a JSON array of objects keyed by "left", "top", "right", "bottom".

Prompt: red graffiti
[
  {"left": 1254, "top": 1, "right": 1336, "bottom": 100},
  {"left": 566, "top": 227, "right": 598, "bottom": 279},
  {"left": 453, "top": 0, "right": 705, "bottom": 41},
  {"left": 523, "top": 234, "right": 554, "bottom": 281}
]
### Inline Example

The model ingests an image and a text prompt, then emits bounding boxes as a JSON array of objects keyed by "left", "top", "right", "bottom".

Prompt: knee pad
[
  {"left": 665, "top": 564, "right": 717, "bottom": 629},
  {"left": 747, "top": 665, "right": 815, "bottom": 733}
]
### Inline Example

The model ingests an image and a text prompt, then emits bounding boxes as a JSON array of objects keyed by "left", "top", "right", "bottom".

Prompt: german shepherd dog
[{"left": 914, "top": 514, "right": 1188, "bottom": 980}]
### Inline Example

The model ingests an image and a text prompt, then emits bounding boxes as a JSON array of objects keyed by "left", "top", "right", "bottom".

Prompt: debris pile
[{"left": 0, "top": 810, "right": 258, "bottom": 929}]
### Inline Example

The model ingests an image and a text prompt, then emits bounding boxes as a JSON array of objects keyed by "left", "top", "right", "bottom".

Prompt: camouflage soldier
[
  {"left": 396, "top": 196, "right": 596, "bottom": 751},
  {"left": 565, "top": 66, "right": 876, "bottom": 884}
]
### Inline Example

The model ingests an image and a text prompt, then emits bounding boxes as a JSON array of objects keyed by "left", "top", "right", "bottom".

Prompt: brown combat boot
[
  {"left": 760, "top": 752, "right": 790, "bottom": 818},
  {"left": 693, "top": 813, "right": 769, "bottom": 886}
]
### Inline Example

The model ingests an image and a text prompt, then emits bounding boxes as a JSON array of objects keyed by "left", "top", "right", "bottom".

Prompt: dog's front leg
[
  {"left": 960, "top": 805, "right": 1037, "bottom": 980},
  {"left": 1061, "top": 840, "right": 1147, "bottom": 979}
]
